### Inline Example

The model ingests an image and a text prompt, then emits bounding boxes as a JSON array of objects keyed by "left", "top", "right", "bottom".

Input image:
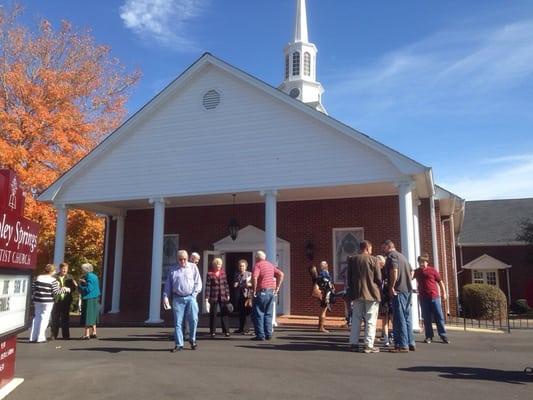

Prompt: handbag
[{"left": 311, "top": 283, "right": 322, "bottom": 299}]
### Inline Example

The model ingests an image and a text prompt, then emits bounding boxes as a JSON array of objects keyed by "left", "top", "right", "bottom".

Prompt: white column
[
  {"left": 53, "top": 204, "right": 68, "bottom": 267},
  {"left": 263, "top": 190, "right": 278, "bottom": 262},
  {"left": 396, "top": 181, "right": 420, "bottom": 331},
  {"left": 146, "top": 198, "right": 165, "bottom": 324},
  {"left": 109, "top": 215, "right": 125, "bottom": 314},
  {"left": 429, "top": 195, "right": 440, "bottom": 272},
  {"left": 411, "top": 197, "right": 421, "bottom": 332},
  {"left": 397, "top": 181, "right": 416, "bottom": 264},
  {"left": 100, "top": 216, "right": 111, "bottom": 314}
]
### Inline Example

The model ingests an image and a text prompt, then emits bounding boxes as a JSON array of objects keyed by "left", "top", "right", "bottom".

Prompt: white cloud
[
  {"left": 327, "top": 19, "right": 533, "bottom": 118},
  {"left": 120, "top": 0, "right": 209, "bottom": 50},
  {"left": 442, "top": 154, "right": 533, "bottom": 200}
]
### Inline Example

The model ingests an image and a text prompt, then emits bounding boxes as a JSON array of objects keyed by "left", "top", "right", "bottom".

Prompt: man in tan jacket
[{"left": 347, "top": 240, "right": 382, "bottom": 353}]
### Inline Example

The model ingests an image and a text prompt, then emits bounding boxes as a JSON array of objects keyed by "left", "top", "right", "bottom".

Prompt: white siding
[{"left": 56, "top": 64, "right": 402, "bottom": 203}]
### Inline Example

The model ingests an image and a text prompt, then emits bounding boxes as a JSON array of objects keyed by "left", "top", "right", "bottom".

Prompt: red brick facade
[{"left": 103, "top": 195, "right": 456, "bottom": 320}]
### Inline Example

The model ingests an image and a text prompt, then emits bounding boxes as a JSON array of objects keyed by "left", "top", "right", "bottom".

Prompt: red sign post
[{"left": 0, "top": 169, "right": 40, "bottom": 396}]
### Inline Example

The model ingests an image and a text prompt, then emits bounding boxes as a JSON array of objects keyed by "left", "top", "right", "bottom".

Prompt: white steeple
[
  {"left": 293, "top": 0, "right": 308, "bottom": 43},
  {"left": 280, "top": 0, "right": 326, "bottom": 114}
]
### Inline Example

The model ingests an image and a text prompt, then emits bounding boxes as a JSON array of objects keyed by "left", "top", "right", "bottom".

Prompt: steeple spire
[
  {"left": 294, "top": 0, "right": 309, "bottom": 43},
  {"left": 279, "top": 0, "right": 326, "bottom": 114}
]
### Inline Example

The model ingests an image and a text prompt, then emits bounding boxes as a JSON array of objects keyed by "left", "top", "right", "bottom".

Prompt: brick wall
[{"left": 102, "top": 195, "right": 459, "bottom": 320}]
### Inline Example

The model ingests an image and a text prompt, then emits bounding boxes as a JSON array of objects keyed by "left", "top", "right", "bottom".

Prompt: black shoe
[
  {"left": 440, "top": 336, "right": 450, "bottom": 344},
  {"left": 170, "top": 346, "right": 183, "bottom": 353},
  {"left": 224, "top": 332, "right": 231, "bottom": 337},
  {"left": 190, "top": 342, "right": 198, "bottom": 350},
  {"left": 409, "top": 345, "right": 416, "bottom": 352},
  {"left": 265, "top": 336, "right": 272, "bottom": 341},
  {"left": 210, "top": 333, "right": 216, "bottom": 338},
  {"left": 233, "top": 329, "right": 243, "bottom": 334},
  {"left": 90, "top": 334, "right": 97, "bottom": 339},
  {"left": 81, "top": 336, "right": 90, "bottom": 340},
  {"left": 251, "top": 336, "right": 265, "bottom": 341}
]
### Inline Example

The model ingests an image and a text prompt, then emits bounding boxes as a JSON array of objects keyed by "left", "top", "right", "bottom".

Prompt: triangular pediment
[
  {"left": 214, "top": 225, "right": 289, "bottom": 249},
  {"left": 462, "top": 254, "right": 511, "bottom": 270},
  {"left": 38, "top": 53, "right": 428, "bottom": 206}
]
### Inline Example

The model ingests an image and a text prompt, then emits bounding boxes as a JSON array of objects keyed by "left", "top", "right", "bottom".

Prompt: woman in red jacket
[{"left": 205, "top": 258, "right": 231, "bottom": 337}]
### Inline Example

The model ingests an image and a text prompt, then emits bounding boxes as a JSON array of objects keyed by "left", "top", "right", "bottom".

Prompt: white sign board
[{"left": 0, "top": 274, "right": 30, "bottom": 337}]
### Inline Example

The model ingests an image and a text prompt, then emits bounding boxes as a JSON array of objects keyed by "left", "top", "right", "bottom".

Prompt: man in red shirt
[
  {"left": 414, "top": 253, "right": 449, "bottom": 344},
  {"left": 251, "top": 250, "right": 284, "bottom": 341}
]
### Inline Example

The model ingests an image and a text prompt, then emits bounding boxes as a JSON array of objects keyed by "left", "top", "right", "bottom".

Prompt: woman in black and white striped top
[{"left": 30, "top": 264, "right": 69, "bottom": 343}]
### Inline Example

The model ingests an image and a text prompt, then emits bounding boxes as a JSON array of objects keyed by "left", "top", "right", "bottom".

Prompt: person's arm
[
  {"left": 224, "top": 275, "right": 230, "bottom": 302},
  {"left": 374, "top": 259, "right": 382, "bottom": 286},
  {"left": 252, "top": 266, "right": 259, "bottom": 296},
  {"left": 162, "top": 269, "right": 172, "bottom": 308},
  {"left": 193, "top": 265, "right": 203, "bottom": 297},
  {"left": 389, "top": 268, "right": 398, "bottom": 297},
  {"left": 274, "top": 268, "right": 284, "bottom": 295},
  {"left": 438, "top": 280, "right": 447, "bottom": 301}
]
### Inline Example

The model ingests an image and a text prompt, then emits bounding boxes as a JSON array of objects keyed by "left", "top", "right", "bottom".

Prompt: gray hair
[
  {"left": 256, "top": 251, "right": 267, "bottom": 261},
  {"left": 177, "top": 250, "right": 189, "bottom": 259},
  {"left": 190, "top": 252, "right": 200, "bottom": 261},
  {"left": 81, "top": 263, "right": 93, "bottom": 273}
]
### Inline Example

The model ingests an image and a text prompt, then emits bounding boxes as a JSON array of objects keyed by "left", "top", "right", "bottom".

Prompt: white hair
[
  {"left": 190, "top": 252, "right": 200, "bottom": 260},
  {"left": 177, "top": 250, "right": 189, "bottom": 259},
  {"left": 256, "top": 251, "right": 267, "bottom": 261},
  {"left": 81, "top": 263, "right": 93, "bottom": 273}
]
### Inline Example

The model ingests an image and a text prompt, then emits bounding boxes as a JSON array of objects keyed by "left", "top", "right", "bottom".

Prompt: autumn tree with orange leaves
[{"left": 0, "top": 6, "right": 140, "bottom": 275}]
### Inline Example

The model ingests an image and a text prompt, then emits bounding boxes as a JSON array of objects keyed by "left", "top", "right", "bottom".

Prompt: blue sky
[{"left": 19, "top": 0, "right": 533, "bottom": 200}]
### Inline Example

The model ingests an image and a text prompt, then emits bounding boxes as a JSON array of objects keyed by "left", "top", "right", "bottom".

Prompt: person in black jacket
[{"left": 51, "top": 263, "right": 77, "bottom": 340}]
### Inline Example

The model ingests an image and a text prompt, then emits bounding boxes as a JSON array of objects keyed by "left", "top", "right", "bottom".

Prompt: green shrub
[
  {"left": 462, "top": 284, "right": 507, "bottom": 320},
  {"left": 510, "top": 299, "right": 531, "bottom": 314}
]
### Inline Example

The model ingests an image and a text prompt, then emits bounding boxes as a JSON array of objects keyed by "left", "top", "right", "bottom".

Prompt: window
[
  {"left": 472, "top": 270, "right": 499, "bottom": 286},
  {"left": 304, "top": 52, "right": 311, "bottom": 76},
  {"left": 285, "top": 54, "right": 290, "bottom": 79},
  {"left": 292, "top": 52, "right": 300, "bottom": 76},
  {"left": 162, "top": 234, "right": 179, "bottom": 283}
]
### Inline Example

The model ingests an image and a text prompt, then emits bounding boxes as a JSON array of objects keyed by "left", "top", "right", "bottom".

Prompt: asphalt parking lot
[{"left": 9, "top": 327, "right": 533, "bottom": 400}]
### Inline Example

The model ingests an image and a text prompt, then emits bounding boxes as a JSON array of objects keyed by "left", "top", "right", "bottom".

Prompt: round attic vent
[{"left": 203, "top": 89, "right": 221, "bottom": 110}]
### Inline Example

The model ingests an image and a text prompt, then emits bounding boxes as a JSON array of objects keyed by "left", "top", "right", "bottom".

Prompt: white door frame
[{"left": 213, "top": 225, "right": 291, "bottom": 315}]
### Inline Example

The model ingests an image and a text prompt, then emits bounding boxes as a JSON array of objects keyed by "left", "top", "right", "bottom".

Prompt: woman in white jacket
[{"left": 30, "top": 264, "right": 69, "bottom": 343}]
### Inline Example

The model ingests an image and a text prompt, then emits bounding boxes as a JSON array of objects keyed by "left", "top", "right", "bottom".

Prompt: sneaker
[
  {"left": 364, "top": 347, "right": 380, "bottom": 354},
  {"left": 170, "top": 346, "right": 183, "bottom": 353},
  {"left": 224, "top": 332, "right": 231, "bottom": 338},
  {"left": 190, "top": 342, "right": 198, "bottom": 350},
  {"left": 251, "top": 336, "right": 265, "bottom": 341},
  {"left": 424, "top": 338, "right": 432, "bottom": 344},
  {"left": 440, "top": 336, "right": 450, "bottom": 344},
  {"left": 409, "top": 345, "right": 416, "bottom": 352},
  {"left": 384, "top": 340, "right": 390, "bottom": 347}
]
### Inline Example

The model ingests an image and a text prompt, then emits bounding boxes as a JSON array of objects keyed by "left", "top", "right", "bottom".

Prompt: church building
[{"left": 38, "top": 0, "right": 464, "bottom": 325}]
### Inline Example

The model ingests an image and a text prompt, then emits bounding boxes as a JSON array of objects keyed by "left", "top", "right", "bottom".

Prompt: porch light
[{"left": 228, "top": 194, "right": 240, "bottom": 241}]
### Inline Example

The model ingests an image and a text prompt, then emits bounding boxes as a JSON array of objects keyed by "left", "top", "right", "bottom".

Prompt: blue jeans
[
  {"left": 172, "top": 295, "right": 199, "bottom": 347},
  {"left": 252, "top": 289, "right": 274, "bottom": 339},
  {"left": 392, "top": 291, "right": 415, "bottom": 349},
  {"left": 420, "top": 297, "right": 447, "bottom": 339}
]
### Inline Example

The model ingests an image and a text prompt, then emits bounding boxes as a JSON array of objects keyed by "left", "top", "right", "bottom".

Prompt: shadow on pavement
[
  {"left": 69, "top": 347, "right": 171, "bottom": 353},
  {"left": 399, "top": 366, "right": 533, "bottom": 385}
]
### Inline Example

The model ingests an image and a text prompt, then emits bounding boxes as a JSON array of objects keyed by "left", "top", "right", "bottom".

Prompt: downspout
[
  {"left": 449, "top": 213, "right": 461, "bottom": 317},
  {"left": 430, "top": 194, "right": 440, "bottom": 272},
  {"left": 440, "top": 218, "right": 451, "bottom": 314},
  {"left": 100, "top": 215, "right": 111, "bottom": 314}
]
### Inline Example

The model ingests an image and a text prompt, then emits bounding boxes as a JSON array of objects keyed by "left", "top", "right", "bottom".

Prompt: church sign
[
  {"left": 0, "top": 169, "right": 39, "bottom": 393},
  {"left": 0, "top": 170, "right": 39, "bottom": 269}
]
